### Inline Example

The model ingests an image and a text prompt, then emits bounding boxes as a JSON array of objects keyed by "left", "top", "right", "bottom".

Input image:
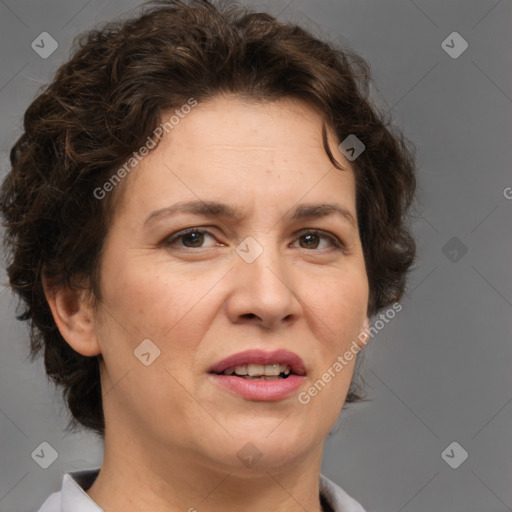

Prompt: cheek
[
  {"left": 98, "top": 257, "right": 221, "bottom": 359},
  {"left": 308, "top": 269, "right": 368, "bottom": 337},
  {"left": 301, "top": 271, "right": 368, "bottom": 404},
  {"left": 95, "top": 261, "right": 214, "bottom": 424},
  {"left": 335, "top": 280, "right": 368, "bottom": 341},
  {"left": 303, "top": 277, "right": 366, "bottom": 419}
]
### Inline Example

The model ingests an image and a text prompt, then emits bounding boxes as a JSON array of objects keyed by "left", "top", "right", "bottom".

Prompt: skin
[{"left": 44, "top": 96, "right": 370, "bottom": 512}]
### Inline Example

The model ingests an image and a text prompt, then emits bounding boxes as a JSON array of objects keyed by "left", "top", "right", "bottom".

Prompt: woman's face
[{"left": 93, "top": 96, "right": 369, "bottom": 473}]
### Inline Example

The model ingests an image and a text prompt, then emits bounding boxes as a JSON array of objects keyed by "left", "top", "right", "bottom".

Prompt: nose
[{"left": 225, "top": 238, "right": 302, "bottom": 330}]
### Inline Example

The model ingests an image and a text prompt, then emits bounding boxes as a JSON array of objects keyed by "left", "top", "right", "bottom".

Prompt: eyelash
[{"left": 162, "top": 227, "right": 344, "bottom": 251}]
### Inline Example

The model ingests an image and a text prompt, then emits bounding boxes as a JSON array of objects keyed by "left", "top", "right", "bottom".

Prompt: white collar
[{"left": 38, "top": 468, "right": 367, "bottom": 512}]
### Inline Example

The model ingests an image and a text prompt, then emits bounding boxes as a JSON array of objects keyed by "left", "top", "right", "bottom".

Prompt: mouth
[
  {"left": 208, "top": 349, "right": 306, "bottom": 401},
  {"left": 215, "top": 362, "right": 293, "bottom": 380},
  {"left": 209, "top": 349, "right": 306, "bottom": 378}
]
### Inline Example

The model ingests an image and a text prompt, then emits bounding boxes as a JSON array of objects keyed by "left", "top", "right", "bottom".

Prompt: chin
[{"left": 208, "top": 420, "right": 321, "bottom": 470}]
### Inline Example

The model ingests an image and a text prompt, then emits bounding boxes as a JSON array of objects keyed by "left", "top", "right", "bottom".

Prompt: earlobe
[{"left": 42, "top": 276, "right": 102, "bottom": 357}]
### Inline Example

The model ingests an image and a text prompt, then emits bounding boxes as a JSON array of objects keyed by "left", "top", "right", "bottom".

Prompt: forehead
[
  {"left": 163, "top": 95, "right": 329, "bottom": 153},
  {"left": 112, "top": 96, "right": 356, "bottom": 223}
]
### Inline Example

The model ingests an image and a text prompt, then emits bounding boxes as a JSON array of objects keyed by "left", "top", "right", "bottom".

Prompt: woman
[{"left": 0, "top": 1, "right": 416, "bottom": 510}]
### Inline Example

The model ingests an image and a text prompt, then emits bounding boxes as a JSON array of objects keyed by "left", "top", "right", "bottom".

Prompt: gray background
[{"left": 1, "top": 1, "right": 511, "bottom": 511}]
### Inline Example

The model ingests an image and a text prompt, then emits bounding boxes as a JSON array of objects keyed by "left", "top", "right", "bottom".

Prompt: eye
[
  {"left": 292, "top": 229, "right": 343, "bottom": 251},
  {"left": 163, "top": 228, "right": 219, "bottom": 249},
  {"left": 162, "top": 227, "right": 343, "bottom": 251}
]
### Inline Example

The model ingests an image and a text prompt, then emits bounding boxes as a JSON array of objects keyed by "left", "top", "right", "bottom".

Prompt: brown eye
[
  {"left": 299, "top": 233, "right": 321, "bottom": 249},
  {"left": 163, "top": 228, "right": 217, "bottom": 249},
  {"left": 294, "top": 230, "right": 342, "bottom": 251},
  {"left": 181, "top": 231, "right": 206, "bottom": 248}
]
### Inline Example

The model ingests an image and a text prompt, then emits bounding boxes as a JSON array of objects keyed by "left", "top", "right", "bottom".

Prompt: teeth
[
  {"left": 247, "top": 364, "right": 265, "bottom": 376},
  {"left": 222, "top": 363, "right": 291, "bottom": 377},
  {"left": 234, "top": 365, "right": 247, "bottom": 376},
  {"left": 243, "top": 375, "right": 280, "bottom": 381}
]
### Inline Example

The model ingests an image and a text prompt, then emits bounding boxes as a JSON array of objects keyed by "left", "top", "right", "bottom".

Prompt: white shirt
[{"left": 36, "top": 469, "right": 367, "bottom": 512}]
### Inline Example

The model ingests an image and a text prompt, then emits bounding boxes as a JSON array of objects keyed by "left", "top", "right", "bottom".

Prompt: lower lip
[{"left": 209, "top": 374, "right": 305, "bottom": 401}]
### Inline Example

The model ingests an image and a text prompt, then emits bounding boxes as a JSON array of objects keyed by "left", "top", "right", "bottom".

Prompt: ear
[{"left": 42, "top": 275, "right": 101, "bottom": 357}]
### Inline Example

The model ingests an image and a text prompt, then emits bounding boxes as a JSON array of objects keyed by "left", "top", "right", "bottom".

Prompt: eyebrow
[{"left": 143, "top": 200, "right": 357, "bottom": 229}]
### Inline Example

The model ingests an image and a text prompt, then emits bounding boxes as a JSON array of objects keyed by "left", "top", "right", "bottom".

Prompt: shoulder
[{"left": 319, "top": 473, "right": 368, "bottom": 512}]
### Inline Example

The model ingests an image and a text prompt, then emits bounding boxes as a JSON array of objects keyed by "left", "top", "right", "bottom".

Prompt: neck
[{"left": 86, "top": 426, "right": 326, "bottom": 512}]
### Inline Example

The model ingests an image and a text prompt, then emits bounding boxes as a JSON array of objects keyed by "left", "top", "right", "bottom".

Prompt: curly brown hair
[{"left": 0, "top": 0, "right": 416, "bottom": 438}]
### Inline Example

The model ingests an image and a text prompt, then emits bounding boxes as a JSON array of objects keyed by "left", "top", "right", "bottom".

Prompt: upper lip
[{"left": 209, "top": 349, "right": 306, "bottom": 376}]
